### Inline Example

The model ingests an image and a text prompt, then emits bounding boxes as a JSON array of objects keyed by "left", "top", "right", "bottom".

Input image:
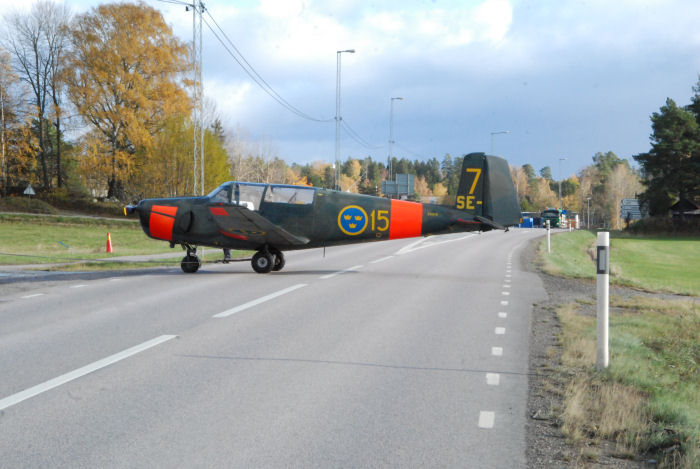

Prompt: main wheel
[
  {"left": 181, "top": 254, "right": 200, "bottom": 273},
  {"left": 251, "top": 251, "right": 273, "bottom": 273},
  {"left": 270, "top": 248, "right": 285, "bottom": 272}
]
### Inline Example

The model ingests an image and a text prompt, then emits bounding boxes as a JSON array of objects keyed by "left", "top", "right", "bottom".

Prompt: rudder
[{"left": 454, "top": 152, "right": 521, "bottom": 229}]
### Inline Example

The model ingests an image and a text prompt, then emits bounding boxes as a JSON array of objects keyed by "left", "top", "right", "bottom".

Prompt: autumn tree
[
  {"left": 0, "top": 49, "right": 37, "bottom": 195},
  {"left": 606, "top": 162, "right": 642, "bottom": 229},
  {"left": 66, "top": 2, "right": 190, "bottom": 200},
  {"left": 3, "top": 1, "right": 71, "bottom": 190},
  {"left": 509, "top": 165, "right": 529, "bottom": 209},
  {"left": 128, "top": 116, "right": 229, "bottom": 198}
]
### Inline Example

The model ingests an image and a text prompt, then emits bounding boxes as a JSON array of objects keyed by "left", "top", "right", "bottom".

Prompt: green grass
[
  {"left": 0, "top": 213, "right": 173, "bottom": 264},
  {"left": 539, "top": 230, "right": 597, "bottom": 279},
  {"left": 611, "top": 237, "right": 700, "bottom": 295},
  {"left": 540, "top": 230, "right": 700, "bottom": 296},
  {"left": 0, "top": 213, "right": 251, "bottom": 269}
]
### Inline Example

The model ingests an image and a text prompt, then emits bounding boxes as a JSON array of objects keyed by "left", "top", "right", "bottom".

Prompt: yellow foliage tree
[
  {"left": 66, "top": 1, "right": 190, "bottom": 200},
  {"left": 0, "top": 49, "right": 38, "bottom": 195},
  {"left": 131, "top": 116, "right": 230, "bottom": 198}
]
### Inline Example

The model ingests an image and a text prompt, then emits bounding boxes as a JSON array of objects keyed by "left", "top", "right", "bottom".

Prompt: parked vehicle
[{"left": 541, "top": 208, "right": 563, "bottom": 228}]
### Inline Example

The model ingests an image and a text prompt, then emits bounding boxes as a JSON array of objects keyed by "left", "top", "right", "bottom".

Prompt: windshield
[{"left": 207, "top": 182, "right": 266, "bottom": 211}]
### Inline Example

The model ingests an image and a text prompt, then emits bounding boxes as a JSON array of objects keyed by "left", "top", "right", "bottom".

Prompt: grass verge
[
  {"left": 539, "top": 231, "right": 700, "bottom": 467},
  {"left": 539, "top": 230, "right": 700, "bottom": 296},
  {"left": 0, "top": 213, "right": 251, "bottom": 269}
]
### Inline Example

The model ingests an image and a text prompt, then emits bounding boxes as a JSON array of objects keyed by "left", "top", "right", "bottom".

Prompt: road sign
[{"left": 620, "top": 198, "right": 642, "bottom": 220}]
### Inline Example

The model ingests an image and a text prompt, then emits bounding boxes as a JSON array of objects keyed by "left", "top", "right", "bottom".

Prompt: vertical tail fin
[
  {"left": 455, "top": 153, "right": 486, "bottom": 218},
  {"left": 455, "top": 152, "right": 521, "bottom": 229}
]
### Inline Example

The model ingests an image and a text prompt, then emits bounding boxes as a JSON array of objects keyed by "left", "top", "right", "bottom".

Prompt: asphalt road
[{"left": 0, "top": 228, "right": 546, "bottom": 468}]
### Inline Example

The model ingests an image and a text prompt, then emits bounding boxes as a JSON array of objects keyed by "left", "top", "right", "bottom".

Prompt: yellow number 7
[{"left": 466, "top": 168, "right": 481, "bottom": 195}]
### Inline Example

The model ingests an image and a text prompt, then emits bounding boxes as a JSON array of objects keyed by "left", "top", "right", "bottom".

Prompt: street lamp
[
  {"left": 490, "top": 130, "right": 509, "bottom": 155},
  {"left": 587, "top": 196, "right": 592, "bottom": 229},
  {"left": 558, "top": 157, "right": 567, "bottom": 210},
  {"left": 389, "top": 97, "right": 403, "bottom": 181},
  {"left": 335, "top": 49, "right": 355, "bottom": 190}
]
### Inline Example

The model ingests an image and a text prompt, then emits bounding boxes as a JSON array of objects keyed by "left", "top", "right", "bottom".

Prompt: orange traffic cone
[{"left": 106, "top": 232, "right": 113, "bottom": 253}]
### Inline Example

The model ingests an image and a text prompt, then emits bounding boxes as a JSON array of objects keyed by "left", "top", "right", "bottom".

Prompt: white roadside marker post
[
  {"left": 546, "top": 220, "right": 551, "bottom": 253},
  {"left": 596, "top": 231, "right": 610, "bottom": 370}
]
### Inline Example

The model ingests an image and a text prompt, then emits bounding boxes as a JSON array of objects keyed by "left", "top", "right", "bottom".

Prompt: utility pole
[{"left": 159, "top": 0, "right": 205, "bottom": 195}]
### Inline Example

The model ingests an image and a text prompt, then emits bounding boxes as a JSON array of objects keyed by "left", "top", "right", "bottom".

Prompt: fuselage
[{"left": 130, "top": 182, "right": 487, "bottom": 253}]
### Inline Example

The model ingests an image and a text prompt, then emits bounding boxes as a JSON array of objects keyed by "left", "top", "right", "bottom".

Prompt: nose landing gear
[{"left": 180, "top": 244, "right": 201, "bottom": 273}]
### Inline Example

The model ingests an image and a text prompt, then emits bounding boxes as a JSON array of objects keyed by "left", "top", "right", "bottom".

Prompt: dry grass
[{"left": 555, "top": 300, "right": 699, "bottom": 468}]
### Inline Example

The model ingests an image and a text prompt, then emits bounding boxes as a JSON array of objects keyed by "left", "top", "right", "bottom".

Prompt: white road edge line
[
  {"left": 213, "top": 284, "right": 308, "bottom": 318},
  {"left": 21, "top": 293, "right": 44, "bottom": 299},
  {"left": 395, "top": 234, "right": 473, "bottom": 255},
  {"left": 0, "top": 335, "right": 177, "bottom": 411},
  {"left": 370, "top": 256, "right": 394, "bottom": 264},
  {"left": 320, "top": 265, "right": 363, "bottom": 280}
]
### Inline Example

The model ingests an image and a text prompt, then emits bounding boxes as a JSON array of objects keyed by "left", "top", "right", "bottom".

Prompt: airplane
[{"left": 125, "top": 152, "right": 522, "bottom": 273}]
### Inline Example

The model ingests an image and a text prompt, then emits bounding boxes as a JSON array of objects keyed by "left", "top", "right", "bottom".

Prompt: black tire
[
  {"left": 251, "top": 251, "right": 273, "bottom": 273},
  {"left": 181, "top": 255, "right": 200, "bottom": 273},
  {"left": 270, "top": 248, "right": 285, "bottom": 272}
]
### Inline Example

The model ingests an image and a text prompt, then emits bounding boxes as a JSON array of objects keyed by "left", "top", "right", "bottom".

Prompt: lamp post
[
  {"left": 490, "top": 130, "right": 509, "bottom": 155},
  {"left": 587, "top": 196, "right": 592, "bottom": 229},
  {"left": 558, "top": 157, "right": 567, "bottom": 210},
  {"left": 389, "top": 97, "right": 403, "bottom": 182},
  {"left": 335, "top": 49, "right": 355, "bottom": 190}
]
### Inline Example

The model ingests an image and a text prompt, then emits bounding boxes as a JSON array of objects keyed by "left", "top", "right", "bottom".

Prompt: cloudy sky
[{"left": 4, "top": 0, "right": 700, "bottom": 176}]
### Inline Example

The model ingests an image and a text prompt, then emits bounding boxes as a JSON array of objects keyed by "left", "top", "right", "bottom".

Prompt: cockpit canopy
[{"left": 207, "top": 182, "right": 316, "bottom": 211}]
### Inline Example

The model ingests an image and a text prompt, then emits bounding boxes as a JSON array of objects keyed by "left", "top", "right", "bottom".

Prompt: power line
[
  {"left": 394, "top": 142, "right": 426, "bottom": 160},
  {"left": 202, "top": 10, "right": 333, "bottom": 123},
  {"left": 341, "top": 119, "right": 383, "bottom": 150}
]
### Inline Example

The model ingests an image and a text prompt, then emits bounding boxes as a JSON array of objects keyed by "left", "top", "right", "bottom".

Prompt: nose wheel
[
  {"left": 181, "top": 245, "right": 201, "bottom": 273},
  {"left": 251, "top": 247, "right": 285, "bottom": 273}
]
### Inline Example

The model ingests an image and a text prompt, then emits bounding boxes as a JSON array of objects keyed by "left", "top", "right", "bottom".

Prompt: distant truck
[{"left": 541, "top": 208, "right": 563, "bottom": 228}]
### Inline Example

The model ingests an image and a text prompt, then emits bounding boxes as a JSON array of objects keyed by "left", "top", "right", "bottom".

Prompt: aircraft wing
[{"left": 208, "top": 205, "right": 310, "bottom": 246}]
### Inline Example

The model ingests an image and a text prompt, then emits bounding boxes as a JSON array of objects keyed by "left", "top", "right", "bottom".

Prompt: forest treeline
[{"left": 0, "top": 1, "right": 697, "bottom": 231}]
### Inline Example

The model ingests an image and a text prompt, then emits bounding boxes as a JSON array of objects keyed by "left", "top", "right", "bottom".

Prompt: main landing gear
[
  {"left": 180, "top": 244, "right": 201, "bottom": 273},
  {"left": 251, "top": 246, "right": 285, "bottom": 274}
]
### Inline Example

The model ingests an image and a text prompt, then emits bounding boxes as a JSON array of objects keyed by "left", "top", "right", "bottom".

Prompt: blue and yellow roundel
[{"left": 338, "top": 205, "right": 368, "bottom": 236}]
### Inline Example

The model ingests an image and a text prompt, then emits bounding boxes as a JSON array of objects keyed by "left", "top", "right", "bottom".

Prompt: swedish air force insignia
[{"left": 338, "top": 205, "right": 368, "bottom": 235}]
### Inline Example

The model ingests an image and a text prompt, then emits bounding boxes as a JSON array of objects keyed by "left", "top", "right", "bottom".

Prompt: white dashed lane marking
[
  {"left": 478, "top": 411, "right": 495, "bottom": 429},
  {"left": 0, "top": 335, "right": 177, "bottom": 411},
  {"left": 486, "top": 373, "right": 500, "bottom": 386},
  {"left": 491, "top": 347, "right": 503, "bottom": 356},
  {"left": 213, "top": 284, "right": 308, "bottom": 318}
]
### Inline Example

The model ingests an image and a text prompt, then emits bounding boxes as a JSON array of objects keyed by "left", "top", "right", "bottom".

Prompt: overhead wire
[
  {"left": 341, "top": 120, "right": 383, "bottom": 150},
  {"left": 202, "top": 9, "right": 333, "bottom": 123},
  {"left": 164, "top": 2, "right": 384, "bottom": 155}
]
